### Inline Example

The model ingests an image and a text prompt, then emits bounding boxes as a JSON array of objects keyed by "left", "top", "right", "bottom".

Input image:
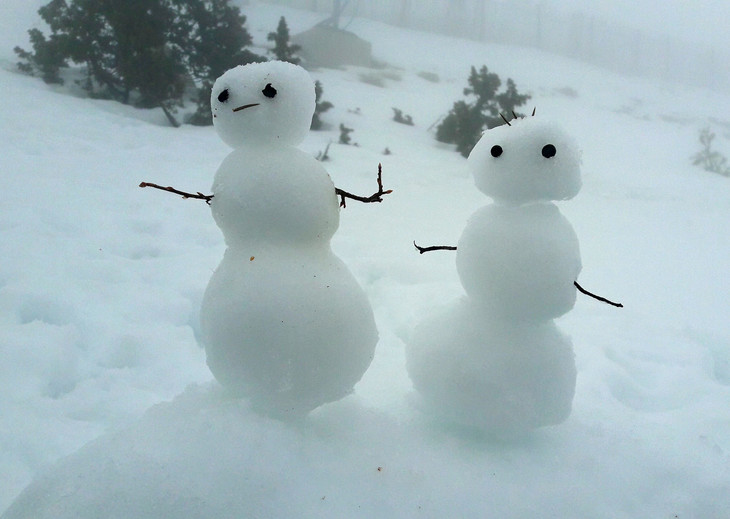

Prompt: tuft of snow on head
[
  {"left": 211, "top": 61, "right": 315, "bottom": 148},
  {"left": 456, "top": 202, "right": 582, "bottom": 321},
  {"left": 468, "top": 118, "right": 582, "bottom": 205}
]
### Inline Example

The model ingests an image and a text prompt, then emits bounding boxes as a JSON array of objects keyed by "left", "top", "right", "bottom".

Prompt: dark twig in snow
[
  {"left": 335, "top": 163, "right": 392, "bottom": 208},
  {"left": 139, "top": 182, "right": 213, "bottom": 205},
  {"left": 574, "top": 281, "right": 623, "bottom": 308},
  {"left": 413, "top": 242, "right": 457, "bottom": 254}
]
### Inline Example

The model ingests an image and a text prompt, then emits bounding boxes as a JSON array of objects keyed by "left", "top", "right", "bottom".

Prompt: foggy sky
[{"left": 539, "top": 0, "right": 730, "bottom": 49}]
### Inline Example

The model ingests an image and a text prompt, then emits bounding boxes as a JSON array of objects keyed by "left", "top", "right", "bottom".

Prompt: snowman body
[
  {"left": 200, "top": 62, "right": 377, "bottom": 416},
  {"left": 407, "top": 118, "right": 582, "bottom": 434},
  {"left": 456, "top": 201, "right": 581, "bottom": 321}
]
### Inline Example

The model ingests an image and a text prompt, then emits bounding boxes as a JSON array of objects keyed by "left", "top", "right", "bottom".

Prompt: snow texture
[{"left": 202, "top": 61, "right": 377, "bottom": 417}]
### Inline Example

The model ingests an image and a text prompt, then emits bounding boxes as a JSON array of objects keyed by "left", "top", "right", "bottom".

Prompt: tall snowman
[
  {"left": 200, "top": 61, "right": 378, "bottom": 418},
  {"left": 407, "top": 116, "right": 588, "bottom": 435}
]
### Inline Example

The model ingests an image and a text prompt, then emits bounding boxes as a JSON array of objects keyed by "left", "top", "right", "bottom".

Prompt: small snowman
[
  {"left": 409, "top": 114, "right": 619, "bottom": 435},
  {"left": 142, "top": 61, "right": 387, "bottom": 417}
]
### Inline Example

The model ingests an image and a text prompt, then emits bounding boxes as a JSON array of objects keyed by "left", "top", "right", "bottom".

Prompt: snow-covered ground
[{"left": 1, "top": 2, "right": 729, "bottom": 517}]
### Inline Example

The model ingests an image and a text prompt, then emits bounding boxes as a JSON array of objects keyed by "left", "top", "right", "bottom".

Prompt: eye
[
  {"left": 262, "top": 83, "right": 277, "bottom": 98},
  {"left": 542, "top": 144, "right": 557, "bottom": 158},
  {"left": 217, "top": 89, "right": 229, "bottom": 103},
  {"left": 490, "top": 145, "right": 503, "bottom": 158}
]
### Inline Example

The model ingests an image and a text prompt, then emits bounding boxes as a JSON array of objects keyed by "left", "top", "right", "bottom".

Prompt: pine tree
[
  {"left": 14, "top": 0, "right": 264, "bottom": 126},
  {"left": 436, "top": 65, "right": 531, "bottom": 157},
  {"left": 14, "top": 0, "right": 188, "bottom": 126},
  {"left": 311, "top": 80, "right": 333, "bottom": 130},
  {"left": 175, "top": 0, "right": 265, "bottom": 125},
  {"left": 267, "top": 16, "right": 301, "bottom": 65}
]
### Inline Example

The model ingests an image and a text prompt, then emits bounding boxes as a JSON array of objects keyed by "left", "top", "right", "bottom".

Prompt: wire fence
[{"left": 255, "top": 0, "right": 730, "bottom": 93}]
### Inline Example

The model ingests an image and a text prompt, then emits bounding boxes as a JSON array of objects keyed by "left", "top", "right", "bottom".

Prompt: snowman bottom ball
[
  {"left": 201, "top": 246, "right": 378, "bottom": 417},
  {"left": 406, "top": 298, "right": 576, "bottom": 434}
]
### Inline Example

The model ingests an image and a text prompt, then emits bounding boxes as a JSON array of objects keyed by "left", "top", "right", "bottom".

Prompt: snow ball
[
  {"left": 468, "top": 118, "right": 582, "bottom": 204},
  {"left": 210, "top": 146, "right": 340, "bottom": 247},
  {"left": 406, "top": 298, "right": 576, "bottom": 435},
  {"left": 200, "top": 246, "right": 378, "bottom": 418},
  {"left": 456, "top": 203, "right": 582, "bottom": 320},
  {"left": 211, "top": 61, "right": 316, "bottom": 148}
]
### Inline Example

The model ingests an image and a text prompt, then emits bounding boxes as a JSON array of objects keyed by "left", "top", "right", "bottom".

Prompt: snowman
[
  {"left": 143, "top": 61, "right": 385, "bottom": 417},
  {"left": 408, "top": 115, "right": 619, "bottom": 434}
]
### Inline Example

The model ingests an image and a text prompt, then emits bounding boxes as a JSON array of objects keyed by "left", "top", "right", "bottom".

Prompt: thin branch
[
  {"left": 413, "top": 241, "right": 457, "bottom": 254},
  {"left": 574, "top": 281, "right": 623, "bottom": 308},
  {"left": 335, "top": 163, "right": 392, "bottom": 208},
  {"left": 139, "top": 182, "right": 213, "bottom": 205}
]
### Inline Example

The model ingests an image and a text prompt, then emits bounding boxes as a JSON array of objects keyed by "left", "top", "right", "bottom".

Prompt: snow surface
[{"left": 2, "top": 1, "right": 730, "bottom": 517}]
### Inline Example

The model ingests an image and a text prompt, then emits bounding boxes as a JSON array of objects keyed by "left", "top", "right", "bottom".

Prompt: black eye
[
  {"left": 542, "top": 144, "right": 556, "bottom": 158},
  {"left": 262, "top": 83, "right": 277, "bottom": 98},
  {"left": 217, "top": 89, "right": 229, "bottom": 103},
  {"left": 490, "top": 145, "right": 503, "bottom": 158}
]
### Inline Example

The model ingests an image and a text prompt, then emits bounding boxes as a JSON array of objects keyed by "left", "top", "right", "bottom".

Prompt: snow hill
[{"left": 1, "top": 1, "right": 729, "bottom": 517}]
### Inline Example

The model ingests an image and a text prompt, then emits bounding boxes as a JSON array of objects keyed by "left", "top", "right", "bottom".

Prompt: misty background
[{"left": 259, "top": 0, "right": 730, "bottom": 93}]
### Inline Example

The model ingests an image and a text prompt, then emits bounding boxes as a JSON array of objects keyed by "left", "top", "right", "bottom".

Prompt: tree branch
[
  {"left": 335, "top": 163, "right": 392, "bottom": 208},
  {"left": 139, "top": 182, "right": 213, "bottom": 205},
  {"left": 413, "top": 241, "right": 457, "bottom": 254},
  {"left": 574, "top": 281, "right": 623, "bottom": 308}
]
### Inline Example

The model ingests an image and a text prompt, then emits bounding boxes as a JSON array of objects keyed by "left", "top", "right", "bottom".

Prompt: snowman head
[
  {"left": 211, "top": 61, "right": 315, "bottom": 148},
  {"left": 467, "top": 116, "right": 582, "bottom": 204}
]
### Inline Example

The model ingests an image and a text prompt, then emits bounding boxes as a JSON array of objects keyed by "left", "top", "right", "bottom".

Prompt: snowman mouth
[{"left": 233, "top": 103, "right": 260, "bottom": 113}]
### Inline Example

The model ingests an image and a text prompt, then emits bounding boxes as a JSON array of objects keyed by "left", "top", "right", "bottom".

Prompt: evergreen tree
[
  {"left": 175, "top": 0, "right": 265, "bottom": 125},
  {"left": 13, "top": 0, "right": 263, "bottom": 127},
  {"left": 436, "top": 101, "right": 484, "bottom": 158},
  {"left": 267, "top": 16, "right": 301, "bottom": 65},
  {"left": 311, "top": 80, "right": 333, "bottom": 130},
  {"left": 105, "top": 0, "right": 187, "bottom": 124},
  {"left": 14, "top": 28, "right": 68, "bottom": 84},
  {"left": 15, "top": 0, "right": 187, "bottom": 126},
  {"left": 436, "top": 65, "right": 531, "bottom": 157}
]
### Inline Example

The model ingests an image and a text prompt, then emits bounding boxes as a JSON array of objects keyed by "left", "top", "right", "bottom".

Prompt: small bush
[
  {"left": 436, "top": 65, "right": 530, "bottom": 157},
  {"left": 692, "top": 127, "right": 730, "bottom": 177},
  {"left": 311, "top": 80, "right": 333, "bottom": 130},
  {"left": 339, "top": 123, "right": 354, "bottom": 145},
  {"left": 392, "top": 108, "right": 414, "bottom": 126},
  {"left": 358, "top": 72, "right": 385, "bottom": 88},
  {"left": 417, "top": 71, "right": 440, "bottom": 83}
]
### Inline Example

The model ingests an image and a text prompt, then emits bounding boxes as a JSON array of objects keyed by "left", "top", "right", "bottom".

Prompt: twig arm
[
  {"left": 574, "top": 281, "right": 623, "bottom": 308},
  {"left": 139, "top": 182, "right": 213, "bottom": 205},
  {"left": 413, "top": 242, "right": 457, "bottom": 254},
  {"left": 335, "top": 163, "right": 392, "bottom": 208}
]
